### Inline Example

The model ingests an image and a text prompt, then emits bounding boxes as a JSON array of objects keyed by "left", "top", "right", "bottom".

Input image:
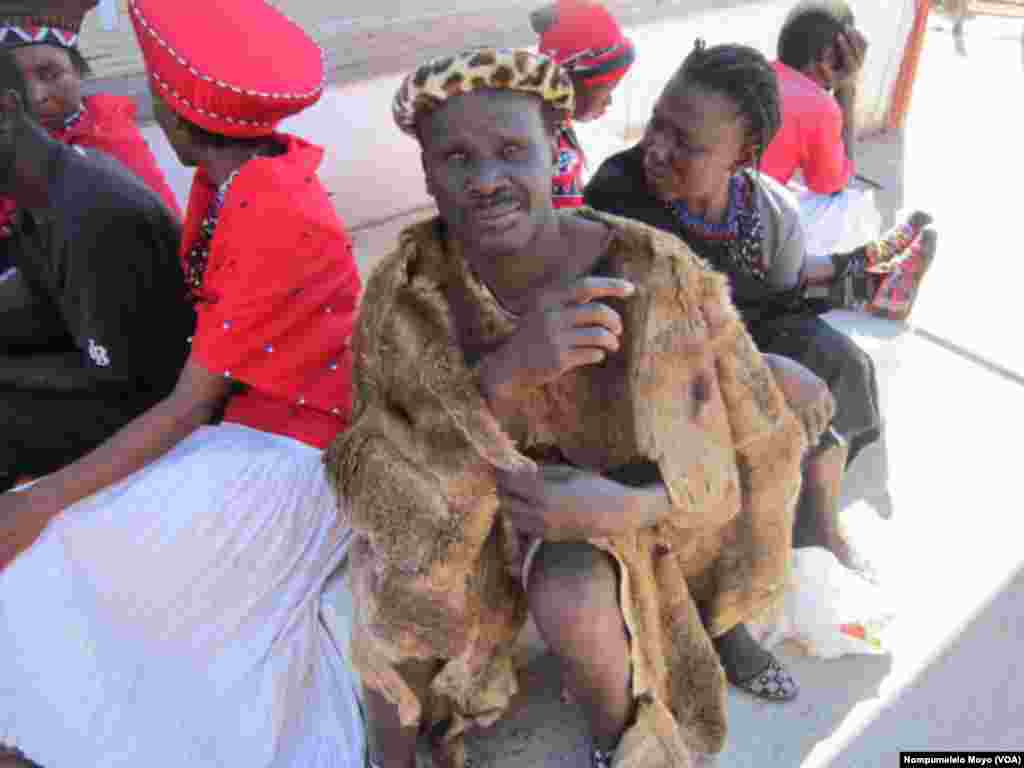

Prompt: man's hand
[
  {"left": 832, "top": 26, "right": 868, "bottom": 89},
  {"left": 0, "top": 491, "right": 54, "bottom": 571},
  {"left": 498, "top": 464, "right": 664, "bottom": 541},
  {"left": 479, "top": 276, "right": 635, "bottom": 407}
]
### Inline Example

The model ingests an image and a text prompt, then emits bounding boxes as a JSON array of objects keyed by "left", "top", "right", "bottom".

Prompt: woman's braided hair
[{"left": 671, "top": 39, "right": 782, "bottom": 170}]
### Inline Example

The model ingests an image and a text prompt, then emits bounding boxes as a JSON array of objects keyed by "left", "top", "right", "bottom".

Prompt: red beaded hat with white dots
[
  {"left": 128, "top": 0, "right": 325, "bottom": 139},
  {"left": 0, "top": 0, "right": 98, "bottom": 50}
]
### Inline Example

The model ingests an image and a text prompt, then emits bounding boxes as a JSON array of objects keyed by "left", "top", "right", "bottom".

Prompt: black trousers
[{"left": 752, "top": 312, "right": 882, "bottom": 464}]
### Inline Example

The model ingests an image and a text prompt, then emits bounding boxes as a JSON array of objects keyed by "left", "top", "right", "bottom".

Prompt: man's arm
[
  {"left": 0, "top": 360, "right": 230, "bottom": 569},
  {"left": 835, "top": 84, "right": 858, "bottom": 163},
  {"left": 832, "top": 27, "right": 869, "bottom": 164}
]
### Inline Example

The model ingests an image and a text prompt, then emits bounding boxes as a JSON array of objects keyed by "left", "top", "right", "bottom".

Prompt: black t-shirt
[
  {"left": 2, "top": 142, "right": 193, "bottom": 394},
  {"left": 0, "top": 142, "right": 194, "bottom": 478}
]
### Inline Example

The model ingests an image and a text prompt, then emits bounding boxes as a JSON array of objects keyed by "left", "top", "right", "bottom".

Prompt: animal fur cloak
[{"left": 327, "top": 209, "right": 815, "bottom": 767}]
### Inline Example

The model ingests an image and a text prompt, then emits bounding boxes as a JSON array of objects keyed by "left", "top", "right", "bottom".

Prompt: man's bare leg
[
  {"left": 528, "top": 541, "right": 632, "bottom": 753},
  {"left": 364, "top": 658, "right": 439, "bottom": 768},
  {"left": 794, "top": 431, "right": 854, "bottom": 567}
]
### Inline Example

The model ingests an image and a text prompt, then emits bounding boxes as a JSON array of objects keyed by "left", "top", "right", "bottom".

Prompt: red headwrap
[
  {"left": 129, "top": 0, "right": 324, "bottom": 139},
  {"left": 537, "top": 0, "right": 635, "bottom": 87}
]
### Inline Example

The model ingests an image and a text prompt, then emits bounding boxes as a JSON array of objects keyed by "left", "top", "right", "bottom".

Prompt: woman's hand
[
  {"left": 833, "top": 26, "right": 868, "bottom": 89},
  {"left": 0, "top": 490, "right": 54, "bottom": 571},
  {"left": 479, "top": 276, "right": 635, "bottom": 408},
  {"left": 498, "top": 464, "right": 668, "bottom": 541}
]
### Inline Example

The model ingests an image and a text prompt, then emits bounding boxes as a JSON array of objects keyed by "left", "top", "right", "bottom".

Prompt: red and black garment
[
  {"left": 0, "top": 0, "right": 181, "bottom": 246},
  {"left": 537, "top": 0, "right": 635, "bottom": 208},
  {"left": 537, "top": 0, "right": 636, "bottom": 87}
]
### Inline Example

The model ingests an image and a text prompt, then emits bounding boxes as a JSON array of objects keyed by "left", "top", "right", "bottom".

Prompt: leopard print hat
[{"left": 393, "top": 47, "right": 575, "bottom": 137}]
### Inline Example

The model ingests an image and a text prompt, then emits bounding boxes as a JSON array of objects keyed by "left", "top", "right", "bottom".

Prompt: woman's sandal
[
  {"left": 827, "top": 211, "right": 934, "bottom": 312},
  {"left": 865, "top": 228, "right": 937, "bottom": 322},
  {"left": 727, "top": 657, "right": 800, "bottom": 702},
  {"left": 864, "top": 210, "right": 933, "bottom": 268}
]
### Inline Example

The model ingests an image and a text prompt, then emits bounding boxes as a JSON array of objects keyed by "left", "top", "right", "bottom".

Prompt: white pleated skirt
[{"left": 0, "top": 423, "right": 365, "bottom": 768}]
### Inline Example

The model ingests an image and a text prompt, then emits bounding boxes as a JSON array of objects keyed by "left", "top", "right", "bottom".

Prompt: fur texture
[{"left": 326, "top": 209, "right": 807, "bottom": 766}]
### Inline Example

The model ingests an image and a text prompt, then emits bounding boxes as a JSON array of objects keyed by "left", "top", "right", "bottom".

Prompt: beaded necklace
[
  {"left": 183, "top": 168, "right": 242, "bottom": 299},
  {"left": 62, "top": 105, "right": 85, "bottom": 131},
  {"left": 667, "top": 172, "right": 767, "bottom": 282}
]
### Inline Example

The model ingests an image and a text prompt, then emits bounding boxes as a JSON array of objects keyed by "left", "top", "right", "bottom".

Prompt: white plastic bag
[{"left": 750, "top": 547, "right": 895, "bottom": 659}]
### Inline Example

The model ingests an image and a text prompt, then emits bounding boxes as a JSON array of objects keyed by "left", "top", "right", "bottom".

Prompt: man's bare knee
[{"left": 527, "top": 542, "right": 620, "bottom": 639}]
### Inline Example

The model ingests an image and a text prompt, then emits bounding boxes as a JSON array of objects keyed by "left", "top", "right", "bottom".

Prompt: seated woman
[
  {"left": 329, "top": 47, "right": 806, "bottom": 768},
  {"left": 584, "top": 40, "right": 920, "bottom": 700},
  {"left": 1, "top": 0, "right": 180, "bottom": 212},
  {"left": 0, "top": 0, "right": 180, "bottom": 275},
  {"left": 0, "top": 1, "right": 364, "bottom": 766},
  {"left": 530, "top": 0, "right": 635, "bottom": 208}
]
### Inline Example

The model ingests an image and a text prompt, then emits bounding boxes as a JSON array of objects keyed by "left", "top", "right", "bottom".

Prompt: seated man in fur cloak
[{"left": 327, "top": 48, "right": 816, "bottom": 768}]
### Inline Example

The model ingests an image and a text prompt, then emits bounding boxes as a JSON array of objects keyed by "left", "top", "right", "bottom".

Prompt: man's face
[
  {"left": 11, "top": 44, "right": 82, "bottom": 134},
  {"left": 641, "top": 80, "right": 748, "bottom": 203},
  {"left": 419, "top": 89, "right": 557, "bottom": 259}
]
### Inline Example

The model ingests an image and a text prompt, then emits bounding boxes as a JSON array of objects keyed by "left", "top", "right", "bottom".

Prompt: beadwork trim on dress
[{"left": 184, "top": 168, "right": 241, "bottom": 298}]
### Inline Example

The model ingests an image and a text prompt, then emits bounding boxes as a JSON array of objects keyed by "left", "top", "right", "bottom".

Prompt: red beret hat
[{"left": 129, "top": 0, "right": 325, "bottom": 139}]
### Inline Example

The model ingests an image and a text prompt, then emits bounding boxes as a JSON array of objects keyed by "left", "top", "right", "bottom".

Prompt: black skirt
[{"left": 751, "top": 311, "right": 882, "bottom": 462}]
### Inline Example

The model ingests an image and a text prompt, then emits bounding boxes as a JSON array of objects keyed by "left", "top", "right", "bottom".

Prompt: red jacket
[
  {"left": 0, "top": 93, "right": 181, "bottom": 239},
  {"left": 759, "top": 62, "right": 854, "bottom": 195},
  {"left": 54, "top": 93, "right": 182, "bottom": 218},
  {"left": 183, "top": 134, "right": 361, "bottom": 449}
]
